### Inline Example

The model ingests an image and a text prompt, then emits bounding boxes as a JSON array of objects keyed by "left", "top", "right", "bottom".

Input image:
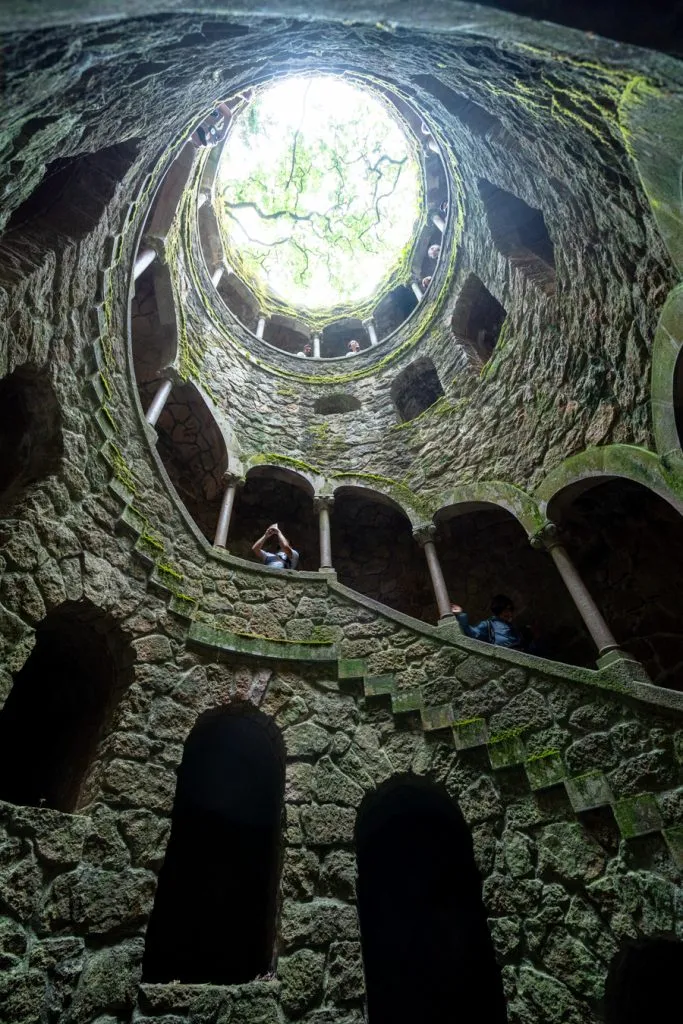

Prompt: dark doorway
[
  {"left": 228, "top": 467, "right": 318, "bottom": 570},
  {"left": 605, "top": 939, "right": 683, "bottom": 1023},
  {"left": 0, "top": 601, "right": 126, "bottom": 811},
  {"left": 451, "top": 273, "right": 508, "bottom": 365},
  {"left": 355, "top": 776, "right": 507, "bottom": 1024},
  {"left": 477, "top": 178, "right": 555, "bottom": 294},
  {"left": 551, "top": 477, "right": 683, "bottom": 689},
  {"left": 374, "top": 285, "right": 418, "bottom": 340},
  {"left": 142, "top": 706, "right": 285, "bottom": 985},
  {"left": 0, "top": 365, "right": 62, "bottom": 512},
  {"left": 391, "top": 357, "right": 445, "bottom": 422}
]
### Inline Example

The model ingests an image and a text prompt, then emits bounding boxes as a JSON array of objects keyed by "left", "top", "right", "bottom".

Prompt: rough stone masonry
[{"left": 0, "top": 2, "right": 682, "bottom": 1023}]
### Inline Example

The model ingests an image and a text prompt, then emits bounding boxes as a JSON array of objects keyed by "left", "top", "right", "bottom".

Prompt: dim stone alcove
[
  {"left": 0, "top": 363, "right": 63, "bottom": 513},
  {"left": 355, "top": 775, "right": 507, "bottom": 1024},
  {"left": 604, "top": 938, "right": 683, "bottom": 1024},
  {"left": 131, "top": 261, "right": 178, "bottom": 383},
  {"left": 0, "top": 600, "right": 133, "bottom": 813},
  {"left": 330, "top": 486, "right": 433, "bottom": 620},
  {"left": 146, "top": 380, "right": 229, "bottom": 542},
  {"left": 391, "top": 356, "right": 445, "bottom": 422},
  {"left": 321, "top": 318, "right": 370, "bottom": 358},
  {"left": 142, "top": 705, "right": 285, "bottom": 986},
  {"left": 547, "top": 476, "right": 683, "bottom": 689},
  {"left": 477, "top": 178, "right": 556, "bottom": 295},
  {"left": 451, "top": 273, "right": 508, "bottom": 366},
  {"left": 228, "top": 465, "right": 318, "bottom": 570},
  {"left": 373, "top": 285, "right": 418, "bottom": 340}
]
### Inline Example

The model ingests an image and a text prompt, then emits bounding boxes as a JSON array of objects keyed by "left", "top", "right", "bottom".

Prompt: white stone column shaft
[
  {"left": 145, "top": 378, "right": 173, "bottom": 427},
  {"left": 134, "top": 247, "right": 157, "bottom": 281}
]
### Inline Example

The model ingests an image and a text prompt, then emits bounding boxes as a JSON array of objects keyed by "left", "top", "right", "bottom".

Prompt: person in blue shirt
[
  {"left": 252, "top": 523, "right": 299, "bottom": 570},
  {"left": 451, "top": 594, "right": 530, "bottom": 650}
]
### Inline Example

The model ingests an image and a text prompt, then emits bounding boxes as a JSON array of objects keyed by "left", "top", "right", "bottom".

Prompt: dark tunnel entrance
[
  {"left": 142, "top": 706, "right": 285, "bottom": 985},
  {"left": 355, "top": 776, "right": 507, "bottom": 1024},
  {"left": 605, "top": 939, "right": 683, "bottom": 1024}
]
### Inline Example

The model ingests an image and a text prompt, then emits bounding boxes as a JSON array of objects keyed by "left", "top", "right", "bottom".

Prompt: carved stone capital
[
  {"left": 413, "top": 524, "right": 436, "bottom": 547},
  {"left": 221, "top": 471, "right": 244, "bottom": 489},
  {"left": 314, "top": 495, "right": 335, "bottom": 514},
  {"left": 530, "top": 522, "right": 562, "bottom": 551}
]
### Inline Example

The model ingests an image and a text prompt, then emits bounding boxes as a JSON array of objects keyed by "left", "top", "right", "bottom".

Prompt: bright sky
[{"left": 216, "top": 76, "right": 422, "bottom": 310}]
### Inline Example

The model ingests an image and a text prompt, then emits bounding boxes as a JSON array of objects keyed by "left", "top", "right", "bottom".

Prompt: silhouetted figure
[
  {"left": 346, "top": 339, "right": 361, "bottom": 356},
  {"left": 297, "top": 343, "right": 313, "bottom": 358},
  {"left": 252, "top": 523, "right": 299, "bottom": 569}
]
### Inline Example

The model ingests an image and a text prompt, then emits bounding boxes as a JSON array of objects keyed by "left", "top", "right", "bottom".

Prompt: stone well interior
[{"left": 1, "top": 3, "right": 682, "bottom": 1023}]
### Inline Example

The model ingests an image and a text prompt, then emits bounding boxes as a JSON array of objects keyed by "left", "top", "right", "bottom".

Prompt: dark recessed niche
[
  {"left": 0, "top": 364, "right": 62, "bottom": 511},
  {"left": 313, "top": 394, "right": 361, "bottom": 415},
  {"left": 321, "top": 318, "right": 370, "bottom": 358},
  {"left": 412, "top": 74, "right": 500, "bottom": 137},
  {"left": 451, "top": 273, "right": 508, "bottom": 364},
  {"left": 605, "top": 939, "right": 683, "bottom": 1024},
  {"left": 3, "top": 140, "right": 140, "bottom": 240},
  {"left": 391, "top": 357, "right": 445, "bottom": 422},
  {"left": 477, "top": 178, "right": 556, "bottom": 294},
  {"left": 0, "top": 601, "right": 130, "bottom": 812}
]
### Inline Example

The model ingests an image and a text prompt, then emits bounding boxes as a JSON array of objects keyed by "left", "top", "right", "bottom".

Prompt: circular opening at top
[{"left": 216, "top": 75, "right": 422, "bottom": 311}]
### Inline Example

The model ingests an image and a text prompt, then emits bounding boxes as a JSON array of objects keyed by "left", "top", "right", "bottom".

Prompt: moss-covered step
[{"left": 187, "top": 622, "right": 339, "bottom": 661}]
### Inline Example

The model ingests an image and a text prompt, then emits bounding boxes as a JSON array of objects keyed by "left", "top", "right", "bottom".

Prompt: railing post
[
  {"left": 214, "top": 472, "right": 242, "bottom": 548},
  {"left": 414, "top": 525, "right": 453, "bottom": 620},
  {"left": 145, "top": 378, "right": 173, "bottom": 427},
  {"left": 313, "top": 334, "right": 321, "bottom": 359},
  {"left": 363, "top": 318, "right": 378, "bottom": 346},
  {"left": 134, "top": 246, "right": 157, "bottom": 281},
  {"left": 211, "top": 266, "right": 224, "bottom": 287},
  {"left": 315, "top": 496, "right": 335, "bottom": 571},
  {"left": 530, "top": 524, "right": 623, "bottom": 658},
  {"left": 255, "top": 315, "right": 267, "bottom": 340},
  {"left": 411, "top": 280, "right": 424, "bottom": 302},
  {"left": 432, "top": 212, "right": 446, "bottom": 233}
]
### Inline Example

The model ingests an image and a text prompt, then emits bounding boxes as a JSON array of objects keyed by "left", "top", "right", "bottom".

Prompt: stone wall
[{"left": 1, "top": 5, "right": 682, "bottom": 1024}]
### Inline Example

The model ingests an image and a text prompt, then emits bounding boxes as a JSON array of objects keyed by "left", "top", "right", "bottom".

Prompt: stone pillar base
[
  {"left": 317, "top": 567, "right": 337, "bottom": 576},
  {"left": 596, "top": 648, "right": 652, "bottom": 685}
]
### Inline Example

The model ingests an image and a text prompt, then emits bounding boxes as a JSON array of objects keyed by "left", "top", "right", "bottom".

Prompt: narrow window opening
[
  {"left": 605, "top": 939, "right": 683, "bottom": 1023},
  {"left": 477, "top": 178, "right": 556, "bottom": 294},
  {"left": 321, "top": 319, "right": 370, "bottom": 358},
  {"left": 313, "top": 394, "right": 361, "bottom": 415},
  {"left": 374, "top": 285, "right": 417, "bottom": 340},
  {"left": 142, "top": 706, "right": 285, "bottom": 985},
  {"left": 262, "top": 317, "right": 310, "bottom": 355},
  {"left": 356, "top": 776, "right": 507, "bottom": 1024},
  {"left": 451, "top": 273, "right": 508, "bottom": 365},
  {"left": 391, "top": 357, "right": 444, "bottom": 422},
  {"left": 0, "top": 365, "right": 62, "bottom": 512},
  {"left": 0, "top": 601, "right": 130, "bottom": 812}
]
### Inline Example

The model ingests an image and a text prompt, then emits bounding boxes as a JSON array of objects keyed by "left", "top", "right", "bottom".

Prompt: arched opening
[
  {"left": 331, "top": 487, "right": 432, "bottom": 618},
  {"left": 451, "top": 273, "right": 508, "bottom": 365},
  {"left": 131, "top": 262, "right": 177, "bottom": 383},
  {"left": 412, "top": 74, "right": 500, "bottom": 137},
  {"left": 216, "top": 272, "right": 259, "bottom": 331},
  {"left": 674, "top": 344, "right": 683, "bottom": 450},
  {"left": 374, "top": 285, "right": 417, "bottom": 340},
  {"left": 605, "top": 939, "right": 683, "bottom": 1024},
  {"left": 437, "top": 503, "right": 593, "bottom": 666},
  {"left": 0, "top": 601, "right": 132, "bottom": 812},
  {"left": 229, "top": 466, "right": 318, "bottom": 569},
  {"left": 146, "top": 141, "right": 196, "bottom": 239},
  {"left": 0, "top": 364, "right": 62, "bottom": 512},
  {"left": 143, "top": 381, "right": 228, "bottom": 541},
  {"left": 549, "top": 477, "right": 683, "bottom": 688},
  {"left": 356, "top": 776, "right": 507, "bottom": 1024},
  {"left": 262, "top": 316, "right": 311, "bottom": 355},
  {"left": 313, "top": 393, "right": 361, "bottom": 415},
  {"left": 322, "top": 319, "right": 370, "bottom": 358},
  {"left": 477, "top": 179, "right": 555, "bottom": 294},
  {"left": 391, "top": 357, "right": 445, "bottom": 422},
  {"left": 142, "top": 706, "right": 285, "bottom": 985}
]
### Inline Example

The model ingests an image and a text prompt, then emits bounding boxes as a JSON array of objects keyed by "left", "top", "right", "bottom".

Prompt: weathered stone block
[
  {"left": 278, "top": 948, "right": 325, "bottom": 1015},
  {"left": 525, "top": 750, "right": 565, "bottom": 791},
  {"left": 537, "top": 822, "right": 605, "bottom": 883},
  {"left": 452, "top": 716, "right": 487, "bottom": 750},
  {"left": 102, "top": 759, "right": 176, "bottom": 811},
  {"left": 488, "top": 731, "right": 526, "bottom": 770},
  {"left": 132, "top": 634, "right": 173, "bottom": 663},
  {"left": 613, "top": 793, "right": 663, "bottom": 839},
  {"left": 280, "top": 899, "right": 358, "bottom": 950},
  {"left": 66, "top": 939, "right": 143, "bottom": 1023},
  {"left": 564, "top": 772, "right": 613, "bottom": 813},
  {"left": 312, "top": 757, "right": 364, "bottom": 807},
  {"left": 300, "top": 805, "right": 356, "bottom": 845},
  {"left": 420, "top": 703, "right": 454, "bottom": 731},
  {"left": 286, "top": 722, "right": 331, "bottom": 758},
  {"left": 327, "top": 941, "right": 364, "bottom": 1002}
]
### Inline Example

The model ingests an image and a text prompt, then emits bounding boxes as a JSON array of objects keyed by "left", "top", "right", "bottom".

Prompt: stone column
[
  {"left": 313, "top": 334, "right": 321, "bottom": 359},
  {"left": 411, "top": 281, "right": 423, "bottom": 302},
  {"left": 211, "top": 266, "right": 224, "bottom": 287},
  {"left": 531, "top": 524, "right": 621, "bottom": 656},
  {"left": 363, "top": 318, "right": 378, "bottom": 346},
  {"left": 426, "top": 137, "right": 439, "bottom": 155},
  {"left": 414, "top": 525, "right": 453, "bottom": 620},
  {"left": 145, "top": 378, "right": 173, "bottom": 427},
  {"left": 134, "top": 246, "right": 156, "bottom": 281},
  {"left": 255, "top": 315, "right": 267, "bottom": 340},
  {"left": 432, "top": 212, "right": 446, "bottom": 233},
  {"left": 315, "top": 496, "right": 334, "bottom": 571},
  {"left": 214, "top": 472, "right": 241, "bottom": 548},
  {"left": 197, "top": 192, "right": 208, "bottom": 209}
]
